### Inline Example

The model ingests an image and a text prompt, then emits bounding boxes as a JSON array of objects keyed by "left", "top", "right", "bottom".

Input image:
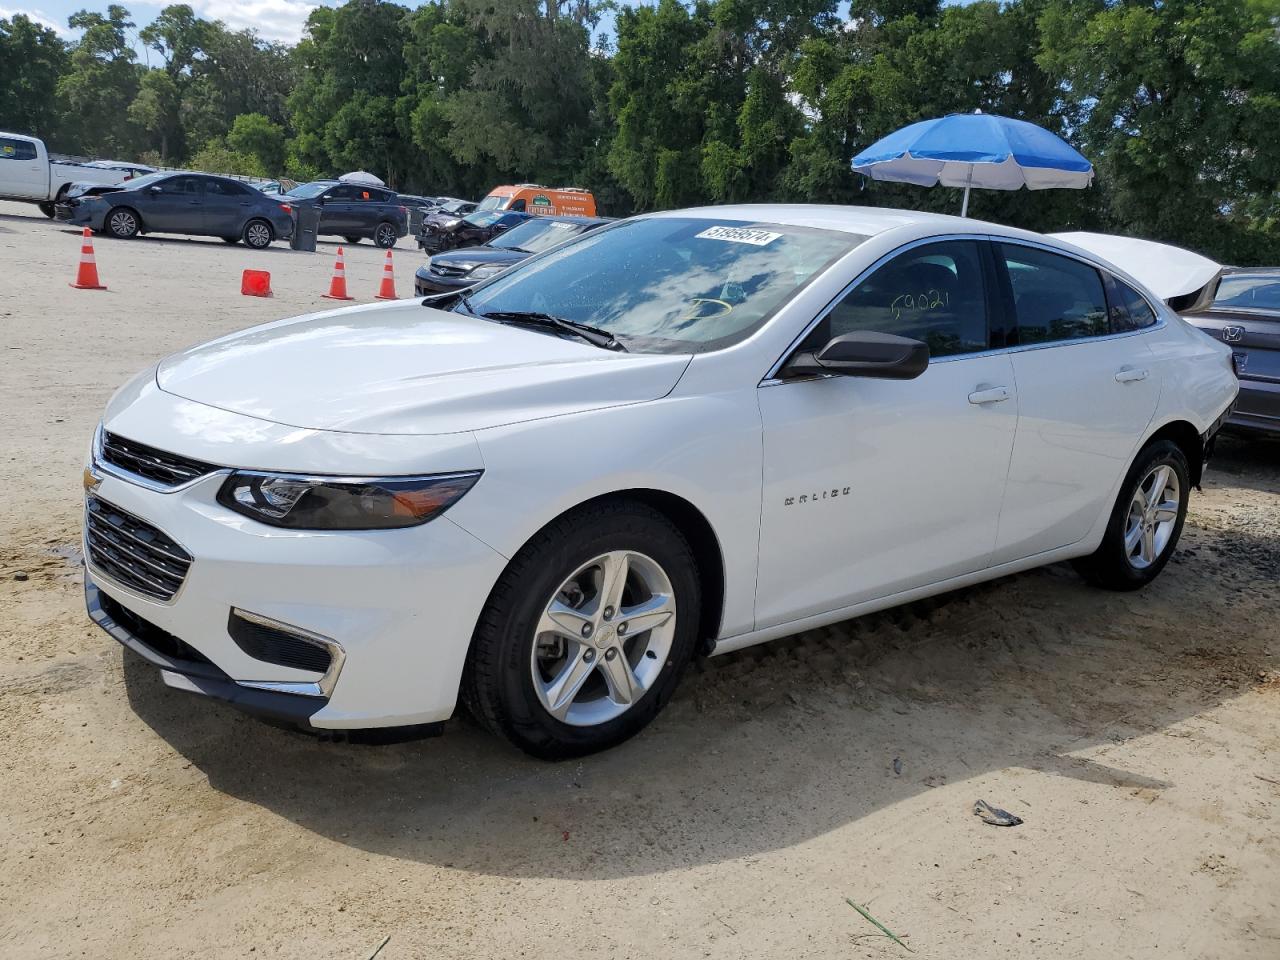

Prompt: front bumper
[{"left": 83, "top": 439, "right": 508, "bottom": 730}]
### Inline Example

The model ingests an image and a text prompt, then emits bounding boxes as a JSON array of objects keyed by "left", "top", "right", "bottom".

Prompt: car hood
[
  {"left": 421, "top": 247, "right": 524, "bottom": 272},
  {"left": 155, "top": 300, "right": 691, "bottom": 435},
  {"left": 1050, "top": 232, "right": 1222, "bottom": 303}
]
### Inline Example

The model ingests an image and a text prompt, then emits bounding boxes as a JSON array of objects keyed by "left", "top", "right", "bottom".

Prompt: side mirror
[
  {"left": 148, "top": 185, "right": 162, "bottom": 194},
  {"left": 491, "top": 224, "right": 510, "bottom": 233},
  {"left": 783, "top": 330, "right": 929, "bottom": 381}
]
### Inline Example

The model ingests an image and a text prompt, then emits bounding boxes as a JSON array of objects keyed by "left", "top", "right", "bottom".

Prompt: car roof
[
  {"left": 645, "top": 203, "right": 968, "bottom": 237},
  {"left": 1221, "top": 265, "right": 1280, "bottom": 277}
]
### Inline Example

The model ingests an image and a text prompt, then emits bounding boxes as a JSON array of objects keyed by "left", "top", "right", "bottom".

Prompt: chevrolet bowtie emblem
[{"left": 83, "top": 466, "right": 102, "bottom": 493}]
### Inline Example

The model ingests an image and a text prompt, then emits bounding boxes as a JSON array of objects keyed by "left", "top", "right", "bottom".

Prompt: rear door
[
  {"left": 0, "top": 136, "right": 46, "bottom": 198},
  {"left": 991, "top": 241, "right": 1160, "bottom": 564},
  {"left": 202, "top": 177, "right": 255, "bottom": 237}
]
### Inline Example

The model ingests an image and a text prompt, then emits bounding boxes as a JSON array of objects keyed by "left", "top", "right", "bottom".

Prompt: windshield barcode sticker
[{"left": 695, "top": 226, "right": 782, "bottom": 246}]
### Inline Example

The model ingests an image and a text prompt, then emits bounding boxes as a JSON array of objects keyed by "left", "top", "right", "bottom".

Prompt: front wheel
[
  {"left": 1073, "top": 439, "right": 1190, "bottom": 590},
  {"left": 343, "top": 235, "right": 362, "bottom": 245},
  {"left": 463, "top": 500, "right": 701, "bottom": 758},
  {"left": 106, "top": 207, "right": 140, "bottom": 239},
  {"left": 373, "top": 221, "right": 398, "bottom": 248},
  {"left": 38, "top": 201, "right": 55, "bottom": 218}
]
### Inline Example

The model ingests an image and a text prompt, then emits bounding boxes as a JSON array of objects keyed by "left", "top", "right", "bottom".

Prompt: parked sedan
[
  {"left": 82, "top": 206, "right": 1236, "bottom": 758},
  {"left": 65, "top": 172, "right": 295, "bottom": 248},
  {"left": 414, "top": 215, "right": 609, "bottom": 295}
]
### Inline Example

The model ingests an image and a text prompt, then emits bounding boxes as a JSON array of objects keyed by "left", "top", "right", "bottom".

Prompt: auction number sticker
[{"left": 695, "top": 225, "right": 782, "bottom": 246}]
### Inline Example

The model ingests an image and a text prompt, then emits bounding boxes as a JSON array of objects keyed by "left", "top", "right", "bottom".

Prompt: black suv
[{"left": 284, "top": 180, "right": 409, "bottom": 248}]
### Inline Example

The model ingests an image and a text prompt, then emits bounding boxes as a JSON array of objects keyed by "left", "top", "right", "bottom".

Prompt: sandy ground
[{"left": 0, "top": 200, "right": 1277, "bottom": 959}]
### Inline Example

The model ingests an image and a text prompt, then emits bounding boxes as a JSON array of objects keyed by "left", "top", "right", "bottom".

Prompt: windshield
[
  {"left": 1214, "top": 274, "right": 1280, "bottom": 312},
  {"left": 476, "top": 194, "right": 509, "bottom": 212},
  {"left": 440, "top": 200, "right": 469, "bottom": 215},
  {"left": 285, "top": 182, "right": 333, "bottom": 200},
  {"left": 119, "top": 172, "right": 170, "bottom": 191},
  {"left": 493, "top": 218, "right": 591, "bottom": 253},
  {"left": 464, "top": 211, "right": 503, "bottom": 227},
  {"left": 461, "top": 217, "right": 864, "bottom": 353}
]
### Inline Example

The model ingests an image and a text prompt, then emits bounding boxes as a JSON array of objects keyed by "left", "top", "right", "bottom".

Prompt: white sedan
[{"left": 83, "top": 205, "right": 1237, "bottom": 757}]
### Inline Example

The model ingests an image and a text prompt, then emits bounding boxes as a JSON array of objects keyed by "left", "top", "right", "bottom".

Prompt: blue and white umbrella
[{"left": 851, "top": 112, "right": 1093, "bottom": 217}]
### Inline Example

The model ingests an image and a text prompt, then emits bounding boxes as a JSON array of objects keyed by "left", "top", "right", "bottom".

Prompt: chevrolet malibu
[{"left": 83, "top": 205, "right": 1238, "bottom": 758}]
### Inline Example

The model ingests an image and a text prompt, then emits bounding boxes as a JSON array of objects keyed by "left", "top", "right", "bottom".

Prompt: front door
[
  {"left": 0, "top": 136, "right": 45, "bottom": 199},
  {"left": 142, "top": 175, "right": 204, "bottom": 232},
  {"left": 319, "top": 184, "right": 360, "bottom": 236},
  {"left": 990, "top": 241, "right": 1161, "bottom": 563},
  {"left": 755, "top": 239, "right": 1018, "bottom": 629}
]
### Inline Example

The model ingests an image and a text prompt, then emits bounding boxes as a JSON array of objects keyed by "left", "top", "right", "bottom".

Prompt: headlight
[
  {"left": 441, "top": 218, "right": 462, "bottom": 229},
  {"left": 468, "top": 264, "right": 505, "bottom": 280},
  {"left": 217, "top": 471, "right": 482, "bottom": 530}
]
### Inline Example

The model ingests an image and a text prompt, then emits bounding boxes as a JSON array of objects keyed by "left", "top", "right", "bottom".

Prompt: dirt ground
[{"left": 1, "top": 200, "right": 1277, "bottom": 960}]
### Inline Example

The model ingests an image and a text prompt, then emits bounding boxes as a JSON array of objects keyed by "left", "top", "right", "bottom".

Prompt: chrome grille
[
  {"left": 430, "top": 263, "right": 469, "bottom": 278},
  {"left": 100, "top": 431, "right": 215, "bottom": 488},
  {"left": 85, "top": 496, "right": 192, "bottom": 602}
]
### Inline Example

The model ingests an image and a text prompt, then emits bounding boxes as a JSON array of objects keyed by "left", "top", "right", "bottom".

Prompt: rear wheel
[
  {"left": 463, "top": 500, "right": 701, "bottom": 759},
  {"left": 243, "top": 218, "right": 273, "bottom": 249},
  {"left": 374, "top": 221, "right": 398, "bottom": 248},
  {"left": 106, "top": 207, "right": 140, "bottom": 239},
  {"left": 1073, "top": 439, "right": 1190, "bottom": 590}
]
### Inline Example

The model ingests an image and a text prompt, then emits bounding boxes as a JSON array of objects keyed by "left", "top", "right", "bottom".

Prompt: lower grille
[
  {"left": 85, "top": 496, "right": 192, "bottom": 602},
  {"left": 100, "top": 430, "right": 215, "bottom": 488},
  {"left": 97, "top": 590, "right": 213, "bottom": 667},
  {"left": 228, "top": 611, "right": 333, "bottom": 674}
]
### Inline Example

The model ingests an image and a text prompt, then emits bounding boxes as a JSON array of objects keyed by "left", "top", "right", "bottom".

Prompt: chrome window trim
[
  {"left": 761, "top": 231, "right": 1166, "bottom": 386},
  {"left": 230, "top": 608, "right": 347, "bottom": 699}
]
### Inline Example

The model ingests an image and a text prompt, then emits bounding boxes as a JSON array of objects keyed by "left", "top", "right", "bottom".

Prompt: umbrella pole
[{"left": 961, "top": 183, "right": 971, "bottom": 218}]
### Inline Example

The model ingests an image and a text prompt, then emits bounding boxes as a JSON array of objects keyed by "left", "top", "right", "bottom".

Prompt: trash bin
[
  {"left": 408, "top": 205, "right": 425, "bottom": 240},
  {"left": 290, "top": 204, "right": 320, "bottom": 252}
]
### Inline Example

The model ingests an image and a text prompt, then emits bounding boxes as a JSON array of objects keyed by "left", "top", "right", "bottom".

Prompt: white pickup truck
[{"left": 0, "top": 131, "right": 135, "bottom": 217}]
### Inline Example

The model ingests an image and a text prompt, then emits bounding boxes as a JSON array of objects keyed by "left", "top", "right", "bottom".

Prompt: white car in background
[{"left": 83, "top": 205, "right": 1237, "bottom": 757}]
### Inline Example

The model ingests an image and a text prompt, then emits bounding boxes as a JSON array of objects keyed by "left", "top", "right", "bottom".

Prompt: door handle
[
  {"left": 968, "top": 386, "right": 1011, "bottom": 405},
  {"left": 1115, "top": 367, "right": 1149, "bottom": 383}
]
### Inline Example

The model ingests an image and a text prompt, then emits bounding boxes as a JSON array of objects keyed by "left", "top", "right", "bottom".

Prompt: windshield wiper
[{"left": 480, "top": 310, "right": 627, "bottom": 351}]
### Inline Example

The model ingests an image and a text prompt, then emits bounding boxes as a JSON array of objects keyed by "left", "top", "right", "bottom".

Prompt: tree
[
  {"left": 0, "top": 14, "right": 69, "bottom": 140},
  {"left": 226, "top": 112, "right": 287, "bottom": 173},
  {"left": 128, "top": 69, "right": 181, "bottom": 161},
  {"left": 56, "top": 5, "right": 141, "bottom": 156}
]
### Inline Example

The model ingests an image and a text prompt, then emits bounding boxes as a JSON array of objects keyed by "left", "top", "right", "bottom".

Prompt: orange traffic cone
[
  {"left": 374, "top": 249, "right": 397, "bottom": 300},
  {"left": 69, "top": 227, "right": 107, "bottom": 290},
  {"left": 241, "top": 269, "right": 272, "bottom": 297},
  {"left": 322, "top": 246, "right": 354, "bottom": 301}
]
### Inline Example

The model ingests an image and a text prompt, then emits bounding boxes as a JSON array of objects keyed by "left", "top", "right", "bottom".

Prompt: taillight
[
  {"left": 399, "top": 205, "right": 407, "bottom": 215},
  {"left": 280, "top": 203, "right": 292, "bottom": 213}
]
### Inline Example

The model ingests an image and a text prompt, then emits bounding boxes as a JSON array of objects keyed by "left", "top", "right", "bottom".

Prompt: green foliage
[{"left": 0, "top": 0, "right": 1276, "bottom": 259}]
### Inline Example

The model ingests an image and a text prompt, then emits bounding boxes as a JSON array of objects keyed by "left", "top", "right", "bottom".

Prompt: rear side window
[
  {"left": 1109, "top": 278, "right": 1158, "bottom": 331},
  {"left": 821, "top": 240, "right": 991, "bottom": 358},
  {"left": 205, "top": 178, "right": 253, "bottom": 197},
  {"left": 999, "top": 244, "right": 1108, "bottom": 345},
  {"left": 0, "top": 138, "right": 37, "bottom": 160},
  {"left": 1213, "top": 275, "right": 1280, "bottom": 311}
]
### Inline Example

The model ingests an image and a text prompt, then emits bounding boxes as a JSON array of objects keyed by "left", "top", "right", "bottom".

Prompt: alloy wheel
[
  {"left": 376, "top": 224, "right": 396, "bottom": 247},
  {"left": 109, "top": 210, "right": 137, "bottom": 237},
  {"left": 246, "top": 221, "right": 271, "bottom": 248},
  {"left": 530, "top": 550, "right": 677, "bottom": 727},
  {"left": 1124, "top": 464, "right": 1181, "bottom": 569}
]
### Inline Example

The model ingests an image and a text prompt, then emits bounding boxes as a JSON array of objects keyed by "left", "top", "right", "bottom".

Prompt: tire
[
  {"left": 463, "top": 499, "right": 702, "bottom": 759},
  {"left": 38, "top": 201, "right": 55, "bottom": 218},
  {"left": 105, "top": 206, "right": 140, "bottom": 239},
  {"left": 344, "top": 235, "right": 362, "bottom": 245},
  {"left": 243, "top": 219, "right": 273, "bottom": 249},
  {"left": 222, "top": 237, "right": 240, "bottom": 245},
  {"left": 1073, "top": 439, "right": 1190, "bottom": 591},
  {"left": 373, "top": 221, "right": 398, "bottom": 249}
]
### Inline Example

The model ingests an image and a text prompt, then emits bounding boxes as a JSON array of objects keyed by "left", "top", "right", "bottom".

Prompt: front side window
[
  {"left": 1213, "top": 274, "right": 1280, "bottom": 312},
  {"left": 812, "top": 240, "right": 991, "bottom": 358},
  {"left": 325, "top": 184, "right": 360, "bottom": 201},
  {"left": 461, "top": 217, "right": 864, "bottom": 354},
  {"left": 165, "top": 176, "right": 203, "bottom": 196},
  {"left": 0, "top": 138, "right": 37, "bottom": 161},
  {"left": 1109, "top": 277, "right": 1158, "bottom": 332},
  {"left": 476, "top": 195, "right": 508, "bottom": 211},
  {"left": 1000, "top": 243, "right": 1108, "bottom": 345}
]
